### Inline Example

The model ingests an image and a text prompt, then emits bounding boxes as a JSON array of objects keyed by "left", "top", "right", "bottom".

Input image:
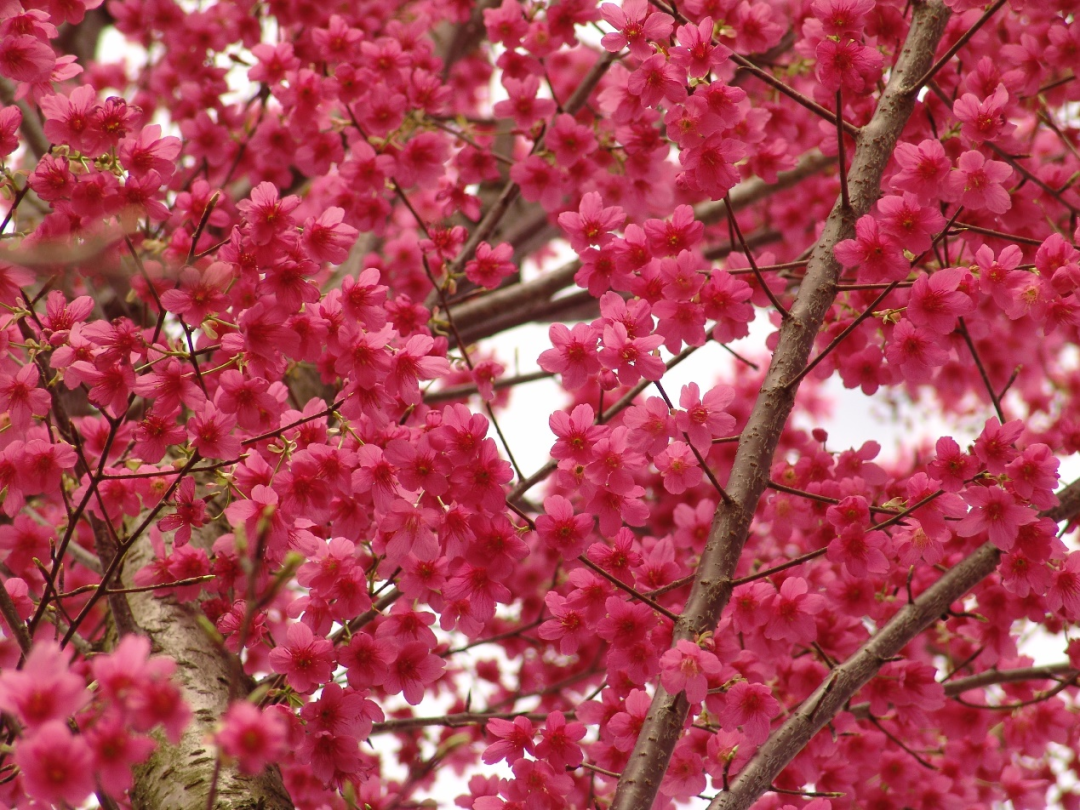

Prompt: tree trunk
[{"left": 122, "top": 529, "right": 294, "bottom": 810}]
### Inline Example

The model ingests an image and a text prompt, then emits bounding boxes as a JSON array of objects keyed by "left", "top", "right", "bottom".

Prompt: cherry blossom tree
[{"left": 1, "top": 0, "right": 1080, "bottom": 808}]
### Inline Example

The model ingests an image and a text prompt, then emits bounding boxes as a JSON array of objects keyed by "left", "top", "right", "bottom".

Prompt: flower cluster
[{"left": 0, "top": 0, "right": 1078, "bottom": 808}]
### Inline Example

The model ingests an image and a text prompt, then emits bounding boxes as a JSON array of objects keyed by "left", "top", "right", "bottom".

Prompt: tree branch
[
  {"left": 709, "top": 473, "right": 1080, "bottom": 810},
  {"left": 610, "top": 4, "right": 952, "bottom": 809},
  {"left": 447, "top": 149, "right": 834, "bottom": 346}
]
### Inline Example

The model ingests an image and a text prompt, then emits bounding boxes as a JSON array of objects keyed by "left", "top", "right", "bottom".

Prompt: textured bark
[
  {"left": 609, "top": 3, "right": 952, "bottom": 809},
  {"left": 122, "top": 527, "right": 293, "bottom": 810}
]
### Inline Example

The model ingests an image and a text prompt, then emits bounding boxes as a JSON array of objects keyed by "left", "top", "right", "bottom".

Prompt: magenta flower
[
  {"left": 956, "top": 484, "right": 1037, "bottom": 551},
  {"left": 216, "top": 701, "right": 288, "bottom": 775},
  {"left": 482, "top": 715, "right": 536, "bottom": 765},
  {"left": 600, "top": 0, "right": 673, "bottom": 60},
  {"left": 0, "top": 364, "right": 51, "bottom": 432},
  {"left": 268, "top": 622, "right": 336, "bottom": 694},
  {"left": 15, "top": 721, "right": 95, "bottom": 807},
  {"left": 946, "top": 150, "right": 1012, "bottom": 214},
  {"left": 654, "top": 441, "right": 702, "bottom": 494},
  {"left": 660, "top": 639, "right": 723, "bottom": 704},
  {"left": 539, "top": 323, "right": 601, "bottom": 390},
  {"left": 719, "top": 681, "right": 779, "bottom": 745},
  {"left": 0, "top": 640, "right": 88, "bottom": 727},
  {"left": 383, "top": 641, "right": 444, "bottom": 705}
]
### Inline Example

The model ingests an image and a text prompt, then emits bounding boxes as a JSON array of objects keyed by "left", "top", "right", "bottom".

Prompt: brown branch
[
  {"left": 910, "top": 0, "right": 1006, "bottom": 91},
  {"left": 957, "top": 318, "right": 1005, "bottom": 422},
  {"left": 372, "top": 709, "right": 552, "bottom": 734},
  {"left": 443, "top": 50, "right": 616, "bottom": 284},
  {"left": 696, "top": 150, "right": 836, "bottom": 225},
  {"left": 450, "top": 150, "right": 834, "bottom": 346},
  {"left": 942, "top": 662, "right": 1077, "bottom": 695},
  {"left": 577, "top": 555, "right": 680, "bottom": 623},
  {"left": 708, "top": 473, "right": 1080, "bottom": 810},
  {"left": 731, "top": 54, "right": 861, "bottom": 138},
  {"left": 610, "top": 4, "right": 953, "bottom": 809}
]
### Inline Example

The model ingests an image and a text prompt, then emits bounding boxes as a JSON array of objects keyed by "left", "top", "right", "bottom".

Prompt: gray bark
[{"left": 122, "top": 528, "right": 293, "bottom": 810}]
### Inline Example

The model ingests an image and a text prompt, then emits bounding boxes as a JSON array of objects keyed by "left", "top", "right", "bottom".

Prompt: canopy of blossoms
[{"left": 0, "top": 0, "right": 1078, "bottom": 808}]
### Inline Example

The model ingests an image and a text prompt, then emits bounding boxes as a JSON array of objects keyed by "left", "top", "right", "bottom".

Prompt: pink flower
[
  {"left": 627, "top": 53, "right": 687, "bottom": 108},
  {"left": 1006, "top": 444, "right": 1059, "bottom": 509},
  {"left": 126, "top": 657, "right": 192, "bottom": 743},
  {"left": 719, "top": 681, "right": 778, "bottom": 745},
  {"left": 661, "top": 742, "right": 706, "bottom": 799},
  {"left": 763, "top": 577, "right": 824, "bottom": 645},
  {"left": 670, "top": 17, "right": 730, "bottom": 78},
  {"left": 600, "top": 0, "right": 673, "bottom": 60},
  {"left": 536, "top": 711, "right": 586, "bottom": 770},
  {"left": 598, "top": 322, "right": 664, "bottom": 385},
  {"left": 300, "top": 682, "right": 382, "bottom": 739},
  {"left": 120, "top": 123, "right": 182, "bottom": 179},
  {"left": 974, "top": 243, "right": 1025, "bottom": 310},
  {"left": 833, "top": 215, "right": 908, "bottom": 283},
  {"left": 828, "top": 528, "right": 890, "bottom": 578},
  {"left": 510, "top": 154, "right": 564, "bottom": 209},
  {"left": 465, "top": 241, "right": 516, "bottom": 289},
  {"left": 956, "top": 484, "right": 1036, "bottom": 551},
  {"left": 1048, "top": 553, "right": 1080, "bottom": 621},
  {"left": 973, "top": 417, "right": 1023, "bottom": 475},
  {"left": 815, "top": 38, "right": 882, "bottom": 93},
  {"left": 558, "top": 191, "right": 625, "bottom": 253},
  {"left": 654, "top": 441, "right": 702, "bottom": 494},
  {"left": 483, "top": 715, "right": 536, "bottom": 765},
  {"left": 155, "top": 476, "right": 207, "bottom": 546},
  {"left": 679, "top": 135, "right": 746, "bottom": 199},
  {"left": 0, "top": 105, "right": 21, "bottom": 157},
  {"left": 484, "top": 0, "right": 529, "bottom": 46},
  {"left": 946, "top": 150, "right": 1012, "bottom": 214},
  {"left": 886, "top": 318, "right": 949, "bottom": 382},
  {"left": 876, "top": 193, "right": 946, "bottom": 255},
  {"left": 0, "top": 364, "right": 51, "bottom": 432},
  {"left": 88, "top": 716, "right": 157, "bottom": 796},
  {"left": 676, "top": 382, "right": 737, "bottom": 451},
  {"left": 237, "top": 181, "right": 300, "bottom": 245},
  {"left": 536, "top": 495, "right": 593, "bottom": 558},
  {"left": 384, "top": 641, "right": 444, "bottom": 705},
  {"left": 269, "top": 622, "right": 336, "bottom": 694},
  {"left": 394, "top": 131, "right": 450, "bottom": 188},
  {"left": 538, "top": 592, "right": 590, "bottom": 655},
  {"left": 216, "top": 701, "right": 288, "bottom": 775},
  {"left": 547, "top": 113, "right": 598, "bottom": 166},
  {"left": 15, "top": 721, "right": 95, "bottom": 807},
  {"left": 906, "top": 267, "right": 974, "bottom": 335},
  {"left": 953, "top": 83, "right": 1013, "bottom": 144},
  {"left": 890, "top": 138, "right": 952, "bottom": 205},
  {"left": 386, "top": 334, "right": 450, "bottom": 405},
  {"left": 494, "top": 75, "right": 556, "bottom": 129},
  {"left": 929, "top": 435, "right": 978, "bottom": 492},
  {"left": 660, "top": 639, "right": 723, "bottom": 704},
  {"left": 0, "top": 34, "right": 55, "bottom": 83},
  {"left": 811, "top": 0, "right": 875, "bottom": 36},
  {"left": 539, "top": 323, "right": 600, "bottom": 390},
  {"left": 40, "top": 84, "right": 103, "bottom": 153},
  {"left": 302, "top": 206, "right": 359, "bottom": 263},
  {"left": 187, "top": 403, "right": 242, "bottom": 460},
  {"left": 0, "top": 640, "right": 89, "bottom": 727},
  {"left": 159, "top": 261, "right": 232, "bottom": 324}
]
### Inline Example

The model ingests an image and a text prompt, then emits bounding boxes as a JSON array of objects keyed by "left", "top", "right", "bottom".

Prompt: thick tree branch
[
  {"left": 610, "top": 5, "right": 952, "bottom": 809},
  {"left": 447, "top": 150, "right": 833, "bottom": 345},
  {"left": 709, "top": 474, "right": 1080, "bottom": 810},
  {"left": 124, "top": 521, "right": 293, "bottom": 810}
]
